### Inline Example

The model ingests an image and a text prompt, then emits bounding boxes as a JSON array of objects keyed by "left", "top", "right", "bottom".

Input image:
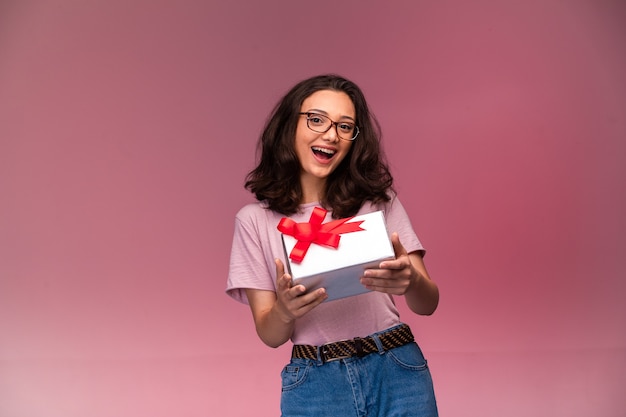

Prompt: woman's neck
[{"left": 300, "top": 176, "right": 326, "bottom": 204}]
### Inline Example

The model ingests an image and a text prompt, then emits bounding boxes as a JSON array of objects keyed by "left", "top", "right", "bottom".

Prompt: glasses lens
[
  {"left": 306, "top": 113, "right": 331, "bottom": 133},
  {"left": 336, "top": 122, "right": 357, "bottom": 140}
]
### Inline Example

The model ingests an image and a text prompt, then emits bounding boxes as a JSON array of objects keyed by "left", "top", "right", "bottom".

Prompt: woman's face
[{"left": 294, "top": 89, "right": 355, "bottom": 190}]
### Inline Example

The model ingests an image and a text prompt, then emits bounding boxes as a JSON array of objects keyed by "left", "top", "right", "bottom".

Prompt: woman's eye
[
  {"left": 309, "top": 116, "right": 325, "bottom": 125},
  {"left": 339, "top": 123, "right": 354, "bottom": 132}
]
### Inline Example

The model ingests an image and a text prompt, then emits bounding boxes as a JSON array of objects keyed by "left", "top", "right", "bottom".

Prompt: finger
[
  {"left": 275, "top": 259, "right": 301, "bottom": 295},
  {"left": 288, "top": 281, "right": 308, "bottom": 298},
  {"left": 275, "top": 258, "right": 286, "bottom": 277},
  {"left": 361, "top": 277, "right": 391, "bottom": 289},
  {"left": 390, "top": 232, "right": 408, "bottom": 258},
  {"left": 274, "top": 259, "right": 289, "bottom": 289},
  {"left": 297, "top": 287, "right": 328, "bottom": 309},
  {"left": 378, "top": 233, "right": 409, "bottom": 270},
  {"left": 361, "top": 278, "right": 406, "bottom": 295},
  {"left": 277, "top": 260, "right": 313, "bottom": 297}
]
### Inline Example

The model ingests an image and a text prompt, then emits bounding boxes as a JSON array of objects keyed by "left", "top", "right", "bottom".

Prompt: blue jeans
[{"left": 280, "top": 325, "right": 438, "bottom": 417}]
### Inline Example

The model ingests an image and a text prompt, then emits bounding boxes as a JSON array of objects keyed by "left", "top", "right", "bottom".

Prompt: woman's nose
[{"left": 322, "top": 123, "right": 339, "bottom": 142}]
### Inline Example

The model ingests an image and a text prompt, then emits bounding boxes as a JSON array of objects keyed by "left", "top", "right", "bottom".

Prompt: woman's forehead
[{"left": 301, "top": 90, "right": 355, "bottom": 118}]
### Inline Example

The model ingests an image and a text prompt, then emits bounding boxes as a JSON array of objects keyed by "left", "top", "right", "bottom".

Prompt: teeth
[{"left": 312, "top": 147, "right": 336, "bottom": 155}]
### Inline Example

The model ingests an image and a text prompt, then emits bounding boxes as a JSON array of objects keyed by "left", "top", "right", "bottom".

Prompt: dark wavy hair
[{"left": 245, "top": 74, "right": 394, "bottom": 218}]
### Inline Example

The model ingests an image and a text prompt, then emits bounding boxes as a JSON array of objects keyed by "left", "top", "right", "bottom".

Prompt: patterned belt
[{"left": 291, "top": 324, "right": 414, "bottom": 363}]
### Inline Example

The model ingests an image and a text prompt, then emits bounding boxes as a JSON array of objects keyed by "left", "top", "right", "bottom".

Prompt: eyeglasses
[{"left": 299, "top": 112, "right": 360, "bottom": 141}]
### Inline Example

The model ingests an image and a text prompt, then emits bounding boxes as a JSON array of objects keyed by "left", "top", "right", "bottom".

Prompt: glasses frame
[{"left": 299, "top": 112, "right": 360, "bottom": 141}]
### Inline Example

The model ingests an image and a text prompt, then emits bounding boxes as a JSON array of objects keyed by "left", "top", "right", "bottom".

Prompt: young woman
[{"left": 226, "top": 74, "right": 439, "bottom": 416}]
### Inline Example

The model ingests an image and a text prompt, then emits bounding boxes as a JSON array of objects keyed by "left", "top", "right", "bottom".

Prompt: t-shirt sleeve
[
  {"left": 225, "top": 208, "right": 276, "bottom": 304},
  {"left": 383, "top": 195, "right": 425, "bottom": 257}
]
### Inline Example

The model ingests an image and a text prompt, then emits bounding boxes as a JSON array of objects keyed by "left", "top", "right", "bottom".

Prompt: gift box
[{"left": 278, "top": 208, "right": 395, "bottom": 302}]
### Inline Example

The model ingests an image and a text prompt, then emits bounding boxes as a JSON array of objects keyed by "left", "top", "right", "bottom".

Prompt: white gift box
[{"left": 280, "top": 210, "right": 395, "bottom": 302}]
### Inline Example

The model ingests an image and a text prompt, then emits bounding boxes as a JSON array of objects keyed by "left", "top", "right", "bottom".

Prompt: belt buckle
[{"left": 320, "top": 343, "right": 353, "bottom": 363}]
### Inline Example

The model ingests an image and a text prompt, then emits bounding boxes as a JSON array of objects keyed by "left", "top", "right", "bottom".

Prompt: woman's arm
[{"left": 402, "top": 251, "right": 439, "bottom": 315}]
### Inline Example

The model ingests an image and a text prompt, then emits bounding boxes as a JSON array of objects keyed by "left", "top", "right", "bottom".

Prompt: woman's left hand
[{"left": 360, "top": 232, "right": 422, "bottom": 295}]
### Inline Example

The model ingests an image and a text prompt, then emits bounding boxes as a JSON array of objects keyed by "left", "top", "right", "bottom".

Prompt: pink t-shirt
[{"left": 226, "top": 194, "right": 424, "bottom": 346}]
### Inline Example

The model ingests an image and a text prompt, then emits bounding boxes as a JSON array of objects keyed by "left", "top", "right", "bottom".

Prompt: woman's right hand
[
  {"left": 245, "top": 259, "right": 327, "bottom": 348},
  {"left": 273, "top": 258, "right": 328, "bottom": 322}
]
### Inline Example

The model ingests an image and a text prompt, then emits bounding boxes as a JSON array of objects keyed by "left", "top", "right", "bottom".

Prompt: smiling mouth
[{"left": 311, "top": 146, "right": 336, "bottom": 160}]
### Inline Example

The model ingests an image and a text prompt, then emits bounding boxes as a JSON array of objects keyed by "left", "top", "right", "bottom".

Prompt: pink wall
[{"left": 1, "top": 1, "right": 625, "bottom": 416}]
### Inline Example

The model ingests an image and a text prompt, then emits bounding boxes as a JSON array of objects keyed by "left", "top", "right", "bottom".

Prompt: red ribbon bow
[{"left": 277, "top": 207, "right": 365, "bottom": 263}]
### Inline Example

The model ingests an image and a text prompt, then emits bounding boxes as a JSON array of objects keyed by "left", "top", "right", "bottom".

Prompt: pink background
[{"left": 1, "top": 1, "right": 625, "bottom": 416}]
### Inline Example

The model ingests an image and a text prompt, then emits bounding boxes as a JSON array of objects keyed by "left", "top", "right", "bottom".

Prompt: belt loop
[
  {"left": 372, "top": 332, "right": 385, "bottom": 354},
  {"left": 354, "top": 337, "right": 365, "bottom": 357},
  {"left": 316, "top": 345, "right": 325, "bottom": 364}
]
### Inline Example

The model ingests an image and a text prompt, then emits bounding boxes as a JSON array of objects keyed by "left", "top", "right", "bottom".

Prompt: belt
[{"left": 291, "top": 324, "right": 414, "bottom": 363}]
